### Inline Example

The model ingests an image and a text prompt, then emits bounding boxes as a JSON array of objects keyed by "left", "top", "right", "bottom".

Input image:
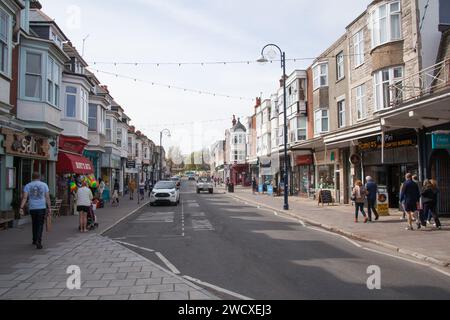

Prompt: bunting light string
[
  {"left": 134, "top": 116, "right": 246, "bottom": 129},
  {"left": 88, "top": 49, "right": 409, "bottom": 67},
  {"left": 90, "top": 68, "right": 254, "bottom": 101}
]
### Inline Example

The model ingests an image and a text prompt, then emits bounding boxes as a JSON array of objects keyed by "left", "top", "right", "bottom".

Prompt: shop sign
[
  {"left": 359, "top": 134, "right": 417, "bottom": 151},
  {"left": 432, "top": 132, "right": 450, "bottom": 150},
  {"left": 377, "top": 186, "right": 390, "bottom": 216},
  {"left": 1, "top": 128, "right": 50, "bottom": 160},
  {"left": 127, "top": 160, "right": 136, "bottom": 168},
  {"left": 296, "top": 155, "right": 313, "bottom": 166}
]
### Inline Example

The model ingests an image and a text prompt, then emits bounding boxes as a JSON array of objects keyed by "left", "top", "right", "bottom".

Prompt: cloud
[{"left": 132, "top": 0, "right": 259, "bottom": 46}]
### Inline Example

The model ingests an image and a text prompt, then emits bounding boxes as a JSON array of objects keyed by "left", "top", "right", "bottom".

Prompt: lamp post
[
  {"left": 258, "top": 44, "right": 289, "bottom": 210},
  {"left": 159, "top": 129, "right": 171, "bottom": 181}
]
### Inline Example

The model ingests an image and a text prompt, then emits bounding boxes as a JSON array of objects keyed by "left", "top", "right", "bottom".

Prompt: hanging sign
[{"left": 432, "top": 132, "right": 450, "bottom": 150}]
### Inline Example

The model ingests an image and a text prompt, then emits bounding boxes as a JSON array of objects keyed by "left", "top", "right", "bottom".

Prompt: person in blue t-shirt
[{"left": 19, "top": 172, "right": 52, "bottom": 249}]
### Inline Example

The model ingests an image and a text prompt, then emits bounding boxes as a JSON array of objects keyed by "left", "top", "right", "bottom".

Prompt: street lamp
[
  {"left": 258, "top": 44, "right": 289, "bottom": 210},
  {"left": 159, "top": 129, "right": 171, "bottom": 181}
]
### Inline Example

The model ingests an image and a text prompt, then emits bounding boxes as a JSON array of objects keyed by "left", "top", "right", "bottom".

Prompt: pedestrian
[
  {"left": 412, "top": 174, "right": 422, "bottom": 223},
  {"left": 400, "top": 173, "right": 421, "bottom": 231},
  {"left": 139, "top": 178, "right": 145, "bottom": 200},
  {"left": 112, "top": 179, "right": 120, "bottom": 206},
  {"left": 19, "top": 172, "right": 52, "bottom": 250},
  {"left": 365, "top": 176, "right": 379, "bottom": 222},
  {"left": 128, "top": 179, "right": 136, "bottom": 200},
  {"left": 421, "top": 179, "right": 442, "bottom": 230},
  {"left": 352, "top": 180, "right": 368, "bottom": 223},
  {"left": 252, "top": 177, "right": 257, "bottom": 195},
  {"left": 98, "top": 178, "right": 105, "bottom": 200},
  {"left": 77, "top": 181, "right": 93, "bottom": 233}
]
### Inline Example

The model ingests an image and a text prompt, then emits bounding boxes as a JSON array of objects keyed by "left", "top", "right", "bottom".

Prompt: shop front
[
  {"left": 1, "top": 128, "right": 58, "bottom": 221},
  {"left": 359, "top": 130, "right": 418, "bottom": 209},
  {"left": 83, "top": 150, "right": 102, "bottom": 180},
  {"left": 102, "top": 151, "right": 122, "bottom": 193},
  {"left": 56, "top": 135, "right": 94, "bottom": 216},
  {"left": 292, "top": 153, "right": 314, "bottom": 198},
  {"left": 230, "top": 163, "right": 250, "bottom": 186},
  {"left": 424, "top": 128, "right": 450, "bottom": 214},
  {"left": 314, "top": 149, "right": 339, "bottom": 202}
]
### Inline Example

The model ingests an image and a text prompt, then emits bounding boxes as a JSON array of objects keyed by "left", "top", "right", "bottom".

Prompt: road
[{"left": 105, "top": 180, "right": 450, "bottom": 300}]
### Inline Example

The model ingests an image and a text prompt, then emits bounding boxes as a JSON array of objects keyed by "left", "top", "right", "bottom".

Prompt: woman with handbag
[
  {"left": 421, "top": 180, "right": 442, "bottom": 230},
  {"left": 352, "top": 180, "right": 368, "bottom": 223}
]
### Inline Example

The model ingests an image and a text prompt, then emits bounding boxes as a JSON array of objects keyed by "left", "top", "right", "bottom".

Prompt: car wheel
[
  {"left": 209, "top": 189, "right": 213, "bottom": 194},
  {"left": 197, "top": 190, "right": 200, "bottom": 194}
]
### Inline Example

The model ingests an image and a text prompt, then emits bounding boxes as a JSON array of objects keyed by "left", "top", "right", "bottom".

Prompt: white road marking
[
  {"left": 155, "top": 252, "right": 181, "bottom": 275},
  {"left": 114, "top": 240, "right": 155, "bottom": 253},
  {"left": 181, "top": 200, "right": 185, "bottom": 237},
  {"left": 182, "top": 275, "right": 253, "bottom": 300},
  {"left": 307, "top": 226, "right": 362, "bottom": 248}
]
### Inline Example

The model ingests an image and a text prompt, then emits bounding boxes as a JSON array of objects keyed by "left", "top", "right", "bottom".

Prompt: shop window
[{"left": 317, "top": 165, "right": 335, "bottom": 189}]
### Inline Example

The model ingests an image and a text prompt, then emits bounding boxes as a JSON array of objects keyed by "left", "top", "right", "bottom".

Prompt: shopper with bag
[
  {"left": 19, "top": 172, "right": 52, "bottom": 250},
  {"left": 352, "top": 180, "right": 368, "bottom": 223}
]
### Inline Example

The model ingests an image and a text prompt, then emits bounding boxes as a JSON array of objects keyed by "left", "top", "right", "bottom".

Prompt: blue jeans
[
  {"left": 355, "top": 203, "right": 366, "bottom": 220},
  {"left": 30, "top": 209, "right": 46, "bottom": 244}
]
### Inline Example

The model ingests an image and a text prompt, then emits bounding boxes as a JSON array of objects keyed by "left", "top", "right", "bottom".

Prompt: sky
[{"left": 40, "top": 0, "right": 369, "bottom": 155}]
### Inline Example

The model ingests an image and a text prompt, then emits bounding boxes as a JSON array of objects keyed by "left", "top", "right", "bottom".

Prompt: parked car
[
  {"left": 197, "top": 177, "right": 214, "bottom": 194},
  {"left": 150, "top": 181, "right": 180, "bottom": 206}
]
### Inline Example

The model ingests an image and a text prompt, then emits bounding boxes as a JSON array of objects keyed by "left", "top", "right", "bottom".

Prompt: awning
[{"left": 57, "top": 151, "right": 94, "bottom": 175}]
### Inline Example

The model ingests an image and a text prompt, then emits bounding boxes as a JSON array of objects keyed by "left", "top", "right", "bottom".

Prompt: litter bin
[{"left": 228, "top": 183, "right": 235, "bottom": 193}]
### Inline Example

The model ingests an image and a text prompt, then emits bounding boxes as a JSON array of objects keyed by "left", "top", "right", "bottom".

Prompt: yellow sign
[{"left": 377, "top": 187, "right": 390, "bottom": 216}]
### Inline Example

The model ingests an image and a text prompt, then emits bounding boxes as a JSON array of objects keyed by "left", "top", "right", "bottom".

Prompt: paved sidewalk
[
  {"left": 225, "top": 186, "right": 450, "bottom": 268},
  {"left": 0, "top": 197, "right": 218, "bottom": 300}
]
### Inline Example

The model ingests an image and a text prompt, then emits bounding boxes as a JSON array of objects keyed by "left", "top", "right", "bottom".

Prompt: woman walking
[
  {"left": 77, "top": 181, "right": 93, "bottom": 233},
  {"left": 352, "top": 180, "right": 368, "bottom": 223},
  {"left": 421, "top": 179, "right": 442, "bottom": 230}
]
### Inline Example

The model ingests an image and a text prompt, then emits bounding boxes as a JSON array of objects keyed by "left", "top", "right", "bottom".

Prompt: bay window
[
  {"left": 297, "top": 117, "right": 307, "bottom": 141},
  {"left": 88, "top": 104, "right": 97, "bottom": 131},
  {"left": 313, "top": 63, "right": 328, "bottom": 90},
  {"left": 25, "top": 52, "right": 42, "bottom": 99},
  {"left": 371, "top": 1, "right": 401, "bottom": 48},
  {"left": 106, "top": 119, "right": 112, "bottom": 142},
  {"left": 289, "top": 118, "right": 297, "bottom": 143},
  {"left": 374, "top": 66, "right": 403, "bottom": 111},
  {"left": 0, "top": 9, "right": 9, "bottom": 74},
  {"left": 81, "top": 89, "right": 88, "bottom": 123},
  {"left": 65, "top": 86, "right": 77, "bottom": 117},
  {"left": 314, "top": 109, "right": 329, "bottom": 134},
  {"left": 47, "top": 57, "right": 60, "bottom": 107}
]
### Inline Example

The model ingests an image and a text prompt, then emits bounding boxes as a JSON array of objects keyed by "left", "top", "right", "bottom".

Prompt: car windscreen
[
  {"left": 199, "top": 178, "right": 211, "bottom": 183},
  {"left": 154, "top": 182, "right": 176, "bottom": 189}
]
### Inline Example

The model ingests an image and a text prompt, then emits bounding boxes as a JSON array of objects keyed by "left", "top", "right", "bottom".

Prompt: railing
[{"left": 390, "top": 58, "right": 450, "bottom": 107}]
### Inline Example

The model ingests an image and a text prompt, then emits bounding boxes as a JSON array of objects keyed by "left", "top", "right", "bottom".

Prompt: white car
[
  {"left": 150, "top": 181, "right": 180, "bottom": 206},
  {"left": 197, "top": 177, "right": 214, "bottom": 194}
]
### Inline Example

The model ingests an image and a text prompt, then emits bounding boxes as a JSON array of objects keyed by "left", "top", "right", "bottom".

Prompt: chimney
[
  {"left": 255, "top": 97, "right": 261, "bottom": 108},
  {"left": 232, "top": 115, "right": 237, "bottom": 127},
  {"left": 30, "top": 0, "right": 43, "bottom": 10}
]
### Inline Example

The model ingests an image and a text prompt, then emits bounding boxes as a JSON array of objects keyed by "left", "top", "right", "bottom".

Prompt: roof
[
  {"left": 63, "top": 42, "right": 89, "bottom": 67},
  {"left": 231, "top": 119, "right": 246, "bottom": 132},
  {"left": 29, "top": 8, "right": 69, "bottom": 41}
]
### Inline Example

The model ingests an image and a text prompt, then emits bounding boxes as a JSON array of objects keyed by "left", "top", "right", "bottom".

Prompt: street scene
[{"left": 0, "top": 0, "right": 450, "bottom": 303}]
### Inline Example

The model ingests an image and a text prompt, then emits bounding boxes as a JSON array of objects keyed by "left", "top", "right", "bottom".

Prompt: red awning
[{"left": 57, "top": 151, "right": 94, "bottom": 175}]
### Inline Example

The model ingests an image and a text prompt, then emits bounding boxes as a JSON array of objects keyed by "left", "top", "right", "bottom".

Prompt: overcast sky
[{"left": 41, "top": 0, "right": 368, "bottom": 154}]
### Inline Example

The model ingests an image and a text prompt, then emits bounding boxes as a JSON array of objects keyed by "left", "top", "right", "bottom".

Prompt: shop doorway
[
  {"left": 431, "top": 149, "right": 450, "bottom": 214},
  {"left": 388, "top": 166, "right": 401, "bottom": 208}
]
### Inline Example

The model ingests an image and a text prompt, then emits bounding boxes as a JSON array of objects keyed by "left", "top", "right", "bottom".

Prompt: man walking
[
  {"left": 400, "top": 173, "right": 421, "bottom": 231},
  {"left": 365, "top": 176, "right": 379, "bottom": 222},
  {"left": 19, "top": 172, "right": 52, "bottom": 250}
]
